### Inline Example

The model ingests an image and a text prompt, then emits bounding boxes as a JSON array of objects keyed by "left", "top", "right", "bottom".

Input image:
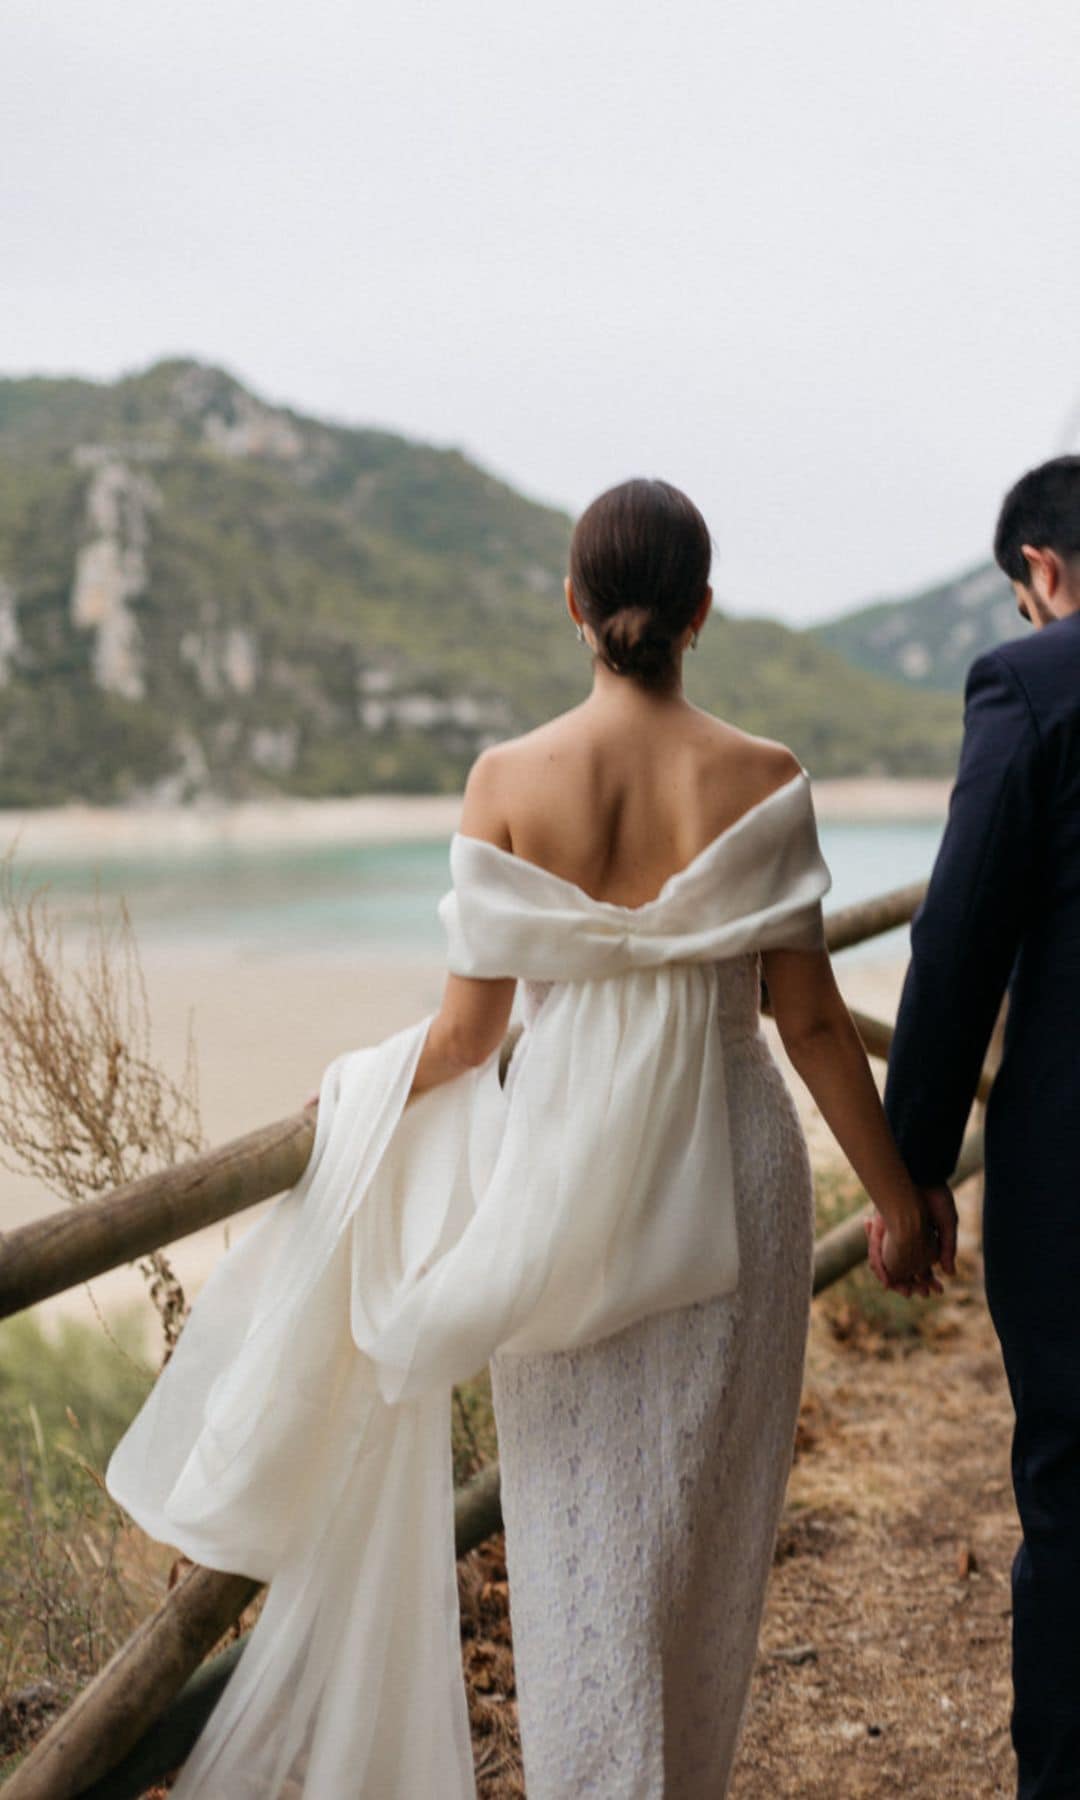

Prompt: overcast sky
[{"left": 4, "top": 0, "right": 1079, "bottom": 624}]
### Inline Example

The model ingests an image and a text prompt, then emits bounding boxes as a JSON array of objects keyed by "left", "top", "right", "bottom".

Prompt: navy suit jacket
[{"left": 884, "top": 610, "right": 1080, "bottom": 1210}]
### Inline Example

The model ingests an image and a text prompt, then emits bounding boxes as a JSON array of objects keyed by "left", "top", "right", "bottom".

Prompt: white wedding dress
[{"left": 105, "top": 767, "right": 831, "bottom": 1799}]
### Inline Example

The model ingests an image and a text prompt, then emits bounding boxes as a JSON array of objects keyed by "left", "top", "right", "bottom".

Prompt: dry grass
[{"left": 0, "top": 1311, "right": 170, "bottom": 1776}]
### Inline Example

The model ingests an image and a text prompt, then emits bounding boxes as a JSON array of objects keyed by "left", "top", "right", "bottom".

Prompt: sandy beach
[{"left": 0, "top": 777, "right": 951, "bottom": 863}]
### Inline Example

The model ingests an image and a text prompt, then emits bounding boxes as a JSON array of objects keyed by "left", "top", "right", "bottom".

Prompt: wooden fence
[{"left": 0, "top": 876, "right": 991, "bottom": 1799}]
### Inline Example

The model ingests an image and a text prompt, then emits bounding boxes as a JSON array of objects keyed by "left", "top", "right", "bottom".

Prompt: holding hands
[
  {"left": 758, "top": 944, "right": 962, "bottom": 1310},
  {"left": 864, "top": 1183, "right": 958, "bottom": 1298}
]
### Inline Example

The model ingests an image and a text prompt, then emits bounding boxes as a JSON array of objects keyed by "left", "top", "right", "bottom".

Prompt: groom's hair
[{"left": 994, "top": 455, "right": 1080, "bottom": 584}]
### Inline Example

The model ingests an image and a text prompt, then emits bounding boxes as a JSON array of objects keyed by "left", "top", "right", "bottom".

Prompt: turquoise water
[
  {"left": 818, "top": 821, "right": 943, "bottom": 959},
  {"left": 14, "top": 819, "right": 945, "bottom": 963}
]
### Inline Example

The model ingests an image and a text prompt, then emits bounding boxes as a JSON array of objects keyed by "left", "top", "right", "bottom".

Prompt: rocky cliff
[{"left": 0, "top": 358, "right": 963, "bottom": 802}]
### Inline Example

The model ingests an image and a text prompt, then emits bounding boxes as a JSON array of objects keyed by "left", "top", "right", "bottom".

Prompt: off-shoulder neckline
[{"left": 451, "top": 767, "right": 811, "bottom": 915}]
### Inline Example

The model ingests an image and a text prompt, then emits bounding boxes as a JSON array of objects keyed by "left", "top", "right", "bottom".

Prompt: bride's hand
[
  {"left": 303, "top": 1090, "right": 319, "bottom": 1110},
  {"left": 865, "top": 1207, "right": 941, "bottom": 1297},
  {"left": 882, "top": 1218, "right": 942, "bottom": 1296}
]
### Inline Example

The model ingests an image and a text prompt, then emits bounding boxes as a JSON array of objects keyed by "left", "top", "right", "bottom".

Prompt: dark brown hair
[
  {"left": 569, "top": 477, "right": 712, "bottom": 689},
  {"left": 994, "top": 455, "right": 1080, "bottom": 583}
]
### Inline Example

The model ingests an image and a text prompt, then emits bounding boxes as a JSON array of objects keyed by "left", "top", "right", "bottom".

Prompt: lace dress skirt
[{"left": 488, "top": 955, "right": 815, "bottom": 1798}]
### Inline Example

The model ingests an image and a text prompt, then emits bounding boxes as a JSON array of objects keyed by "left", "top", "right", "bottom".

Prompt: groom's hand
[{"left": 919, "top": 1183, "right": 958, "bottom": 1277}]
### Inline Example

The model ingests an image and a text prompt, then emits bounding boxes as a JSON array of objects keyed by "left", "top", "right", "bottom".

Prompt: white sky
[{"left": 3, "top": 0, "right": 1079, "bottom": 624}]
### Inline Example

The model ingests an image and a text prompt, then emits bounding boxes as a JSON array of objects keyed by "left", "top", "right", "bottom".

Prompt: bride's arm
[
  {"left": 406, "top": 744, "right": 518, "bottom": 1098},
  {"left": 303, "top": 973, "right": 515, "bottom": 1108},
  {"left": 305, "top": 749, "right": 517, "bottom": 1108},
  {"left": 407, "top": 972, "right": 516, "bottom": 1100},
  {"left": 760, "top": 943, "right": 933, "bottom": 1286}
]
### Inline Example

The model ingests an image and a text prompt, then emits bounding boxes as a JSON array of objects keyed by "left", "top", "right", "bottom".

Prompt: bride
[{"left": 107, "top": 476, "right": 943, "bottom": 1798}]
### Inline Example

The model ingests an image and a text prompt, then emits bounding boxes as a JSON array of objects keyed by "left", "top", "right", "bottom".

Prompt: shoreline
[{"left": 0, "top": 778, "right": 951, "bottom": 862}]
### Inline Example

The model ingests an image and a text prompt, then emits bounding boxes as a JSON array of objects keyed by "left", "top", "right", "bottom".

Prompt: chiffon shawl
[{"left": 105, "top": 768, "right": 831, "bottom": 1798}]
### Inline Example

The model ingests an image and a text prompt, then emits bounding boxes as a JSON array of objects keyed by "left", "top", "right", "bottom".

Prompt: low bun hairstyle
[{"left": 569, "top": 477, "right": 712, "bottom": 690}]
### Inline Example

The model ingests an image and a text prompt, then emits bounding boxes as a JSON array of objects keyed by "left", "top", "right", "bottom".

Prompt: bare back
[{"left": 470, "top": 697, "right": 802, "bottom": 911}]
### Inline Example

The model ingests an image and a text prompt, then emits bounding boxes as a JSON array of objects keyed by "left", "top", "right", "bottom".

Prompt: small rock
[{"left": 771, "top": 1643, "right": 818, "bottom": 1666}]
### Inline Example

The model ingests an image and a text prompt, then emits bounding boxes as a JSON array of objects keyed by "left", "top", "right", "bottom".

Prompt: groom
[{"left": 871, "top": 455, "right": 1080, "bottom": 1799}]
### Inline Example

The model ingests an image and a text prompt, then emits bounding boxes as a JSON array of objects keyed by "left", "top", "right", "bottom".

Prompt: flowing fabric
[{"left": 105, "top": 768, "right": 831, "bottom": 1798}]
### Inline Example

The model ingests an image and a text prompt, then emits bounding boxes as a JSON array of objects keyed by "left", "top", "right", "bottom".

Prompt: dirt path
[
  {"left": 459, "top": 1214, "right": 1021, "bottom": 1799},
  {"left": 732, "top": 1269, "right": 1017, "bottom": 1797}
]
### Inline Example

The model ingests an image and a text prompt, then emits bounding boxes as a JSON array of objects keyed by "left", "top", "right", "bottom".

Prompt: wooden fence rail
[
  {"left": 0, "top": 1114, "right": 317, "bottom": 1323},
  {"left": 814, "top": 880, "right": 927, "bottom": 956}
]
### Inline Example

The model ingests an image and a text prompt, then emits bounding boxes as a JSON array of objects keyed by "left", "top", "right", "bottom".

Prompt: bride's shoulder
[
  {"left": 696, "top": 718, "right": 806, "bottom": 810},
  {"left": 457, "top": 743, "right": 515, "bottom": 852},
  {"left": 457, "top": 711, "right": 589, "bottom": 850}
]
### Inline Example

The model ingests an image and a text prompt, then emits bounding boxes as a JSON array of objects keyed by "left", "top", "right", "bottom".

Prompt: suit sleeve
[{"left": 883, "top": 649, "right": 1044, "bottom": 1185}]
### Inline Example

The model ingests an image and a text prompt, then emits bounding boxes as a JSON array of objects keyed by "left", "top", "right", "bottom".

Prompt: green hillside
[
  {"left": 810, "top": 562, "right": 1024, "bottom": 692},
  {"left": 0, "top": 357, "right": 962, "bottom": 804}
]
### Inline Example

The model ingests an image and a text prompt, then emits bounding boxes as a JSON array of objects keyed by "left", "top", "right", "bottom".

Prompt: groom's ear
[{"left": 1021, "top": 543, "right": 1060, "bottom": 602}]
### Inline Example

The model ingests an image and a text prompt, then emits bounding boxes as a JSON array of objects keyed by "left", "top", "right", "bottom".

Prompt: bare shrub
[{"left": 0, "top": 843, "right": 204, "bottom": 1359}]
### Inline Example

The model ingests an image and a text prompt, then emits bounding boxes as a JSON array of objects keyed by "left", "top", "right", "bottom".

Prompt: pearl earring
[
  {"left": 690, "top": 629, "right": 699, "bottom": 650},
  {"left": 576, "top": 624, "right": 585, "bottom": 643}
]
